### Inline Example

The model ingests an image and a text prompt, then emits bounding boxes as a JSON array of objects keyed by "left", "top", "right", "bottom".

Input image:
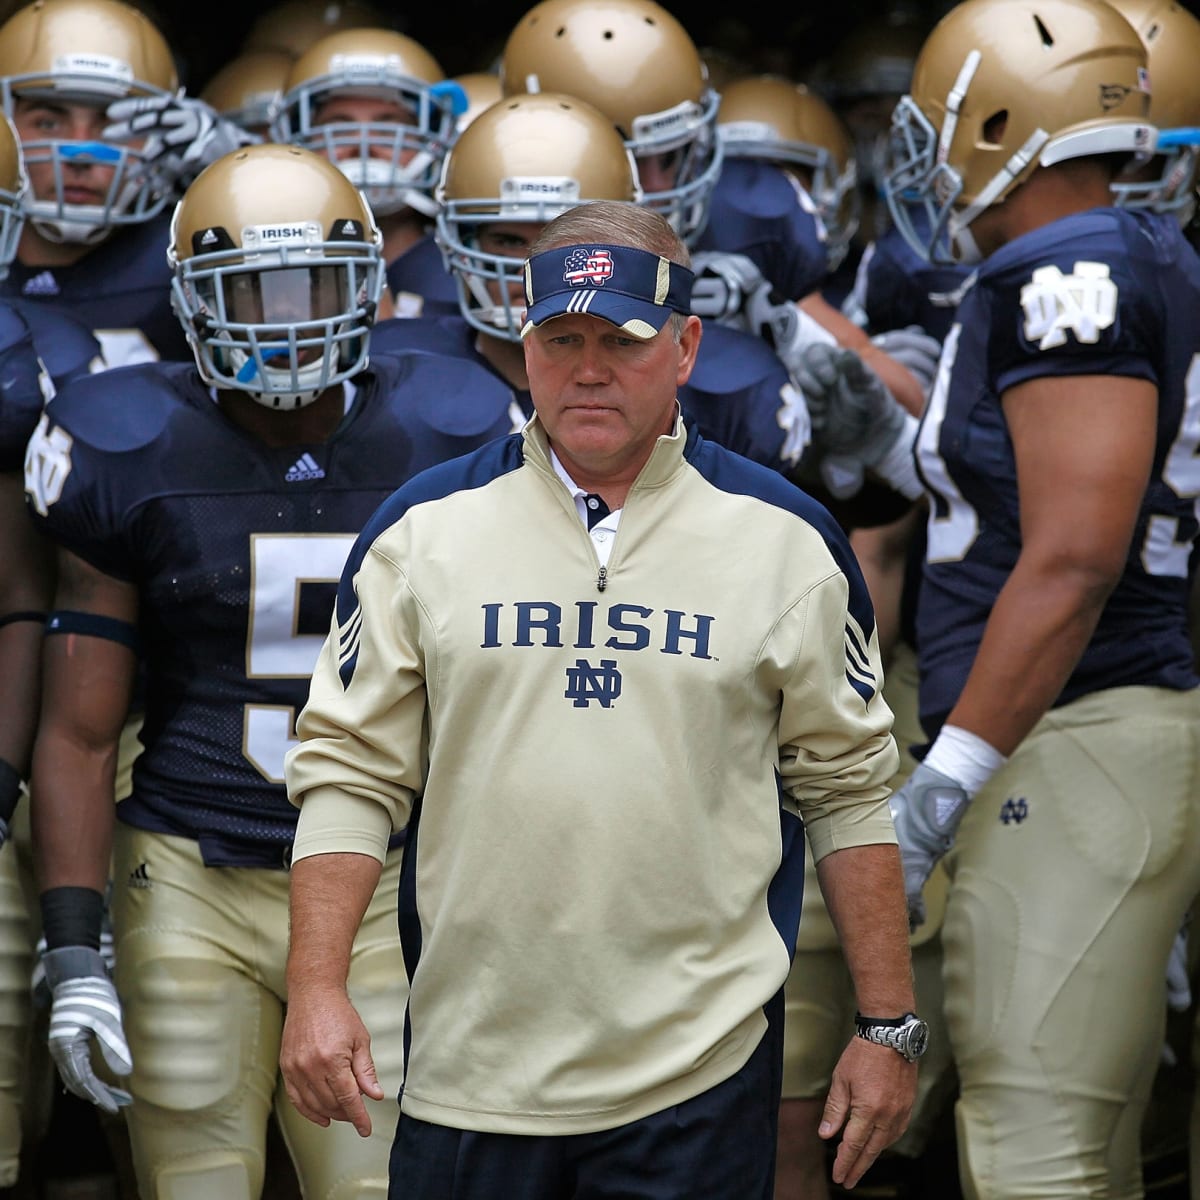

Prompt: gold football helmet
[
  {"left": 499, "top": 0, "right": 720, "bottom": 244},
  {"left": 200, "top": 49, "right": 293, "bottom": 139},
  {"left": 241, "top": 0, "right": 388, "bottom": 57},
  {"left": 884, "top": 0, "right": 1155, "bottom": 262},
  {"left": 450, "top": 71, "right": 502, "bottom": 137},
  {"left": 435, "top": 91, "right": 641, "bottom": 341},
  {"left": 718, "top": 75, "right": 860, "bottom": 271},
  {"left": 0, "top": 0, "right": 178, "bottom": 242},
  {"left": 270, "top": 28, "right": 459, "bottom": 218},
  {"left": 1107, "top": 0, "right": 1200, "bottom": 221},
  {"left": 168, "top": 143, "right": 384, "bottom": 410}
]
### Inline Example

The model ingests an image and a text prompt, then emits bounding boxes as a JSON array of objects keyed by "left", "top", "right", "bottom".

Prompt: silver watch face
[{"left": 899, "top": 1017, "right": 929, "bottom": 1060}]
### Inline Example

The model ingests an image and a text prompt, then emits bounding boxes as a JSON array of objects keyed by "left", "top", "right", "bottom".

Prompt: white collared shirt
[{"left": 549, "top": 448, "right": 622, "bottom": 568}]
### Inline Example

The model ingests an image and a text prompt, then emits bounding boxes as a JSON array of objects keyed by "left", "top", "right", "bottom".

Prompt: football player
[
  {"left": 0, "top": 0, "right": 252, "bottom": 368},
  {"left": 270, "top": 27, "right": 464, "bottom": 319},
  {"left": 0, "top": 105, "right": 103, "bottom": 1197},
  {"left": 24, "top": 142, "right": 517, "bottom": 1200},
  {"left": 371, "top": 90, "right": 823, "bottom": 485},
  {"left": 881, "top": 2, "right": 1200, "bottom": 1197},
  {"left": 497, "top": 0, "right": 927, "bottom": 424},
  {"left": 199, "top": 48, "right": 294, "bottom": 142}
]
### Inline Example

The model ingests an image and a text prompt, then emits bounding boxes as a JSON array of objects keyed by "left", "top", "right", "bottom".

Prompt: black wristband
[
  {"left": 39, "top": 886, "right": 104, "bottom": 951},
  {"left": 0, "top": 759, "right": 19, "bottom": 825}
]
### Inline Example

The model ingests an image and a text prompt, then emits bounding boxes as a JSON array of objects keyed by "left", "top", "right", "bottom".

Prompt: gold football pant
[
  {"left": 944, "top": 685, "right": 1200, "bottom": 1200},
  {"left": 111, "top": 825, "right": 407, "bottom": 1200}
]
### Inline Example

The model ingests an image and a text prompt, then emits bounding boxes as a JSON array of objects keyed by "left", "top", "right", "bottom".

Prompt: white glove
[
  {"left": 795, "top": 343, "right": 922, "bottom": 501},
  {"left": 870, "top": 326, "right": 943, "bottom": 397},
  {"left": 889, "top": 761, "right": 971, "bottom": 930},
  {"left": 1167, "top": 923, "right": 1192, "bottom": 1012},
  {"left": 41, "top": 945, "right": 132, "bottom": 1115},
  {"left": 690, "top": 251, "right": 771, "bottom": 327},
  {"left": 104, "top": 92, "right": 254, "bottom": 187}
]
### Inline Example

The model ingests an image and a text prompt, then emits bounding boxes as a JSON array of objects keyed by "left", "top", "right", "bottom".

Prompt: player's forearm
[
  {"left": 816, "top": 842, "right": 915, "bottom": 1016},
  {"left": 286, "top": 852, "right": 382, "bottom": 998},
  {"left": 947, "top": 555, "right": 1116, "bottom": 756},
  {"left": 30, "top": 727, "right": 118, "bottom": 893}
]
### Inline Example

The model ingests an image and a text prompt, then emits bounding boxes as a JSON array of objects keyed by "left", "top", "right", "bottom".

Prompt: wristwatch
[{"left": 854, "top": 1011, "right": 929, "bottom": 1063}]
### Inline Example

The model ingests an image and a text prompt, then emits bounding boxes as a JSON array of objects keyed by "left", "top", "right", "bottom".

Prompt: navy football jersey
[
  {"left": 387, "top": 231, "right": 459, "bottom": 318},
  {"left": 371, "top": 313, "right": 812, "bottom": 475},
  {"left": 0, "top": 303, "right": 51, "bottom": 473},
  {"left": 24, "top": 351, "right": 518, "bottom": 865},
  {"left": 916, "top": 208, "right": 1200, "bottom": 735},
  {"left": 0, "top": 300, "right": 99, "bottom": 471},
  {"left": 1, "top": 213, "right": 190, "bottom": 365},
  {"left": 694, "top": 158, "right": 830, "bottom": 303},
  {"left": 844, "top": 222, "right": 975, "bottom": 342}
]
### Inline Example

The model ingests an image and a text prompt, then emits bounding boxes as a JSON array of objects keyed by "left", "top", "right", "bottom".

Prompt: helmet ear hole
[{"left": 982, "top": 110, "right": 1008, "bottom": 147}]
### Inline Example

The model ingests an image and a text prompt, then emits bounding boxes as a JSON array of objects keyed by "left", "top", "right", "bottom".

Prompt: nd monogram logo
[
  {"left": 564, "top": 658, "right": 623, "bottom": 708},
  {"left": 999, "top": 796, "right": 1029, "bottom": 826}
]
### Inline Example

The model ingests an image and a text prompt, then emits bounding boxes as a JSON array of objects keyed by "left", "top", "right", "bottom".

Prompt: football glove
[
  {"left": 104, "top": 92, "right": 255, "bottom": 189},
  {"left": 689, "top": 251, "right": 771, "bottom": 328},
  {"left": 796, "top": 343, "right": 922, "bottom": 501},
  {"left": 41, "top": 945, "right": 132, "bottom": 1114},
  {"left": 869, "top": 326, "right": 943, "bottom": 398},
  {"left": 1167, "top": 923, "right": 1192, "bottom": 1013},
  {"left": 889, "top": 761, "right": 971, "bottom": 930}
]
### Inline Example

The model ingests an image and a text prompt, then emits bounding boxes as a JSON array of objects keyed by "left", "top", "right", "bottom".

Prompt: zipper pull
[{"left": 597, "top": 565, "right": 607, "bottom": 593}]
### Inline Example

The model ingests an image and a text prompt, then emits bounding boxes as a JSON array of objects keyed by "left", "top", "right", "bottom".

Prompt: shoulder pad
[
  {"left": 9, "top": 299, "right": 102, "bottom": 384},
  {"left": 690, "top": 321, "right": 787, "bottom": 393},
  {"left": 712, "top": 158, "right": 817, "bottom": 222},
  {"left": 0, "top": 299, "right": 31, "bottom": 354},
  {"left": 44, "top": 362, "right": 193, "bottom": 453},
  {"left": 370, "top": 316, "right": 472, "bottom": 358},
  {"left": 371, "top": 350, "right": 516, "bottom": 437}
]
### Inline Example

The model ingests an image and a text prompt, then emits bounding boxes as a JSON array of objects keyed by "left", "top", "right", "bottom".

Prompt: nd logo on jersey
[
  {"left": 1019, "top": 261, "right": 1118, "bottom": 350},
  {"left": 24, "top": 413, "right": 74, "bottom": 517}
]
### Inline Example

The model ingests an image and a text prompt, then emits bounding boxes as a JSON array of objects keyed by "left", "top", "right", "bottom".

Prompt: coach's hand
[
  {"left": 820, "top": 1034, "right": 916, "bottom": 1189},
  {"left": 280, "top": 984, "right": 384, "bottom": 1137},
  {"left": 41, "top": 945, "right": 132, "bottom": 1114},
  {"left": 889, "top": 761, "right": 971, "bottom": 929}
]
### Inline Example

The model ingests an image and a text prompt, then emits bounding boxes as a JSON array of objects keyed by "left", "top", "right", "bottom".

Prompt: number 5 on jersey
[{"left": 244, "top": 533, "right": 357, "bottom": 783}]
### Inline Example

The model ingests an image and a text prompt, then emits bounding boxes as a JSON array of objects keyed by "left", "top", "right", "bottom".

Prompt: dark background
[{"left": 144, "top": 1, "right": 1006, "bottom": 93}]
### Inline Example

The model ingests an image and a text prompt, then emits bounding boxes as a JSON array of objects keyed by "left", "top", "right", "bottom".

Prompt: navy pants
[{"left": 387, "top": 1023, "right": 780, "bottom": 1200}]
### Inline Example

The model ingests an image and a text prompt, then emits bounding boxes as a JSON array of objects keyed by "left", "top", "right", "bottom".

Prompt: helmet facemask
[
  {"left": 273, "top": 73, "right": 460, "bottom": 219},
  {"left": 171, "top": 224, "right": 385, "bottom": 409},
  {"left": 627, "top": 91, "right": 722, "bottom": 245},
  {"left": 3, "top": 69, "right": 176, "bottom": 245}
]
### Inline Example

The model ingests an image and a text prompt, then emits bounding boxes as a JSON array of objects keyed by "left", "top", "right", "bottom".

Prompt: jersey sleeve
[
  {"left": 985, "top": 237, "right": 1158, "bottom": 396},
  {"left": 23, "top": 376, "right": 153, "bottom": 580}
]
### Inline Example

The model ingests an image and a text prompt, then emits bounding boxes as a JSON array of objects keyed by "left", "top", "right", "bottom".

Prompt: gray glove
[
  {"left": 870, "top": 326, "right": 943, "bottom": 396},
  {"left": 105, "top": 92, "right": 255, "bottom": 188},
  {"left": 41, "top": 946, "right": 132, "bottom": 1114},
  {"left": 1167, "top": 923, "right": 1192, "bottom": 1012},
  {"left": 796, "top": 343, "right": 919, "bottom": 500},
  {"left": 889, "top": 761, "right": 970, "bottom": 930},
  {"left": 690, "top": 251, "right": 771, "bottom": 327}
]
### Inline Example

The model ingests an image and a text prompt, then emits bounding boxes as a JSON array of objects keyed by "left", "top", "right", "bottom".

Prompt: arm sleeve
[
  {"left": 775, "top": 566, "right": 899, "bottom": 862},
  {"left": 284, "top": 538, "right": 428, "bottom": 859}
]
